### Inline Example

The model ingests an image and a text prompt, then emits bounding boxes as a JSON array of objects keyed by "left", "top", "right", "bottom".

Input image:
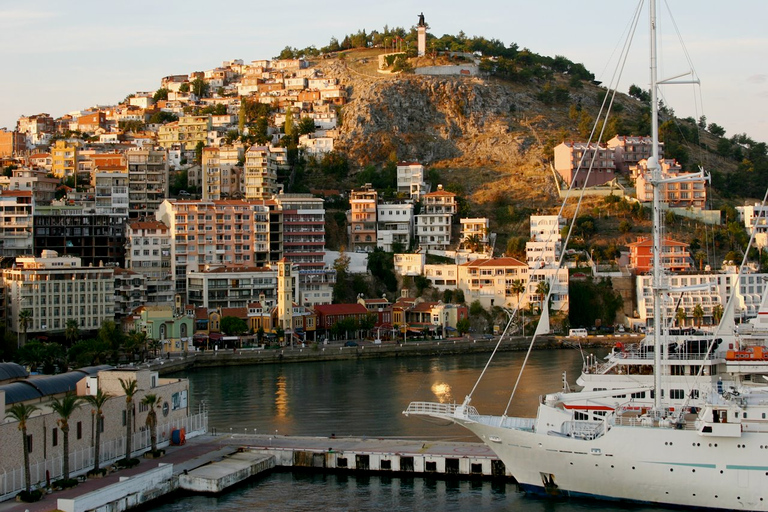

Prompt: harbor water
[{"left": 150, "top": 347, "right": 659, "bottom": 511}]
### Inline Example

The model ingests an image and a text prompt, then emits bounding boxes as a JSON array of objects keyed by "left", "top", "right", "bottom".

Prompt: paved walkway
[
  {"left": 0, "top": 434, "right": 494, "bottom": 512},
  {"left": 0, "top": 435, "right": 236, "bottom": 512}
]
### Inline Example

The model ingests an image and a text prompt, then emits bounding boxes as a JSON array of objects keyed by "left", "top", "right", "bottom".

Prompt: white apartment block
[
  {"left": 125, "top": 220, "right": 174, "bottom": 304},
  {"left": 4, "top": 251, "right": 115, "bottom": 335},
  {"left": 377, "top": 202, "right": 414, "bottom": 252},
  {"left": 738, "top": 203, "right": 768, "bottom": 249},
  {"left": 397, "top": 162, "right": 430, "bottom": 200},
  {"left": 187, "top": 266, "right": 280, "bottom": 309},
  {"left": 636, "top": 270, "right": 768, "bottom": 327},
  {"left": 0, "top": 191, "right": 33, "bottom": 257},
  {"left": 94, "top": 172, "right": 129, "bottom": 216},
  {"left": 460, "top": 218, "right": 489, "bottom": 245},
  {"left": 416, "top": 185, "right": 457, "bottom": 251},
  {"left": 526, "top": 215, "right": 565, "bottom": 267},
  {"left": 394, "top": 253, "right": 425, "bottom": 277},
  {"left": 299, "top": 134, "right": 334, "bottom": 156}
]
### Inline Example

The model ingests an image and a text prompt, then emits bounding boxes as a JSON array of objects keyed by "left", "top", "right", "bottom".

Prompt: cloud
[{"left": 747, "top": 75, "right": 767, "bottom": 84}]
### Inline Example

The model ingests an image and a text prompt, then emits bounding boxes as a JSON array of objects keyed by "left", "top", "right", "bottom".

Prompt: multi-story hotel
[
  {"left": 633, "top": 158, "right": 707, "bottom": 209},
  {"left": 125, "top": 220, "right": 174, "bottom": 304},
  {"left": 627, "top": 236, "right": 692, "bottom": 273},
  {"left": 187, "top": 265, "right": 281, "bottom": 309},
  {"left": 156, "top": 199, "right": 282, "bottom": 300},
  {"left": 4, "top": 250, "right": 115, "bottom": 336},
  {"left": 606, "top": 135, "right": 661, "bottom": 172}
]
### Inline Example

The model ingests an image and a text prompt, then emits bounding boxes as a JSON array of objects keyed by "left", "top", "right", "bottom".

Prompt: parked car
[{"left": 344, "top": 341, "right": 359, "bottom": 347}]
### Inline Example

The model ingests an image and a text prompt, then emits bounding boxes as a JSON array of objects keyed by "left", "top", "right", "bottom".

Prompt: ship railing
[
  {"left": 613, "top": 414, "right": 697, "bottom": 430},
  {"left": 404, "top": 401, "right": 479, "bottom": 419},
  {"left": 561, "top": 420, "right": 605, "bottom": 440},
  {"left": 470, "top": 414, "right": 536, "bottom": 431}
]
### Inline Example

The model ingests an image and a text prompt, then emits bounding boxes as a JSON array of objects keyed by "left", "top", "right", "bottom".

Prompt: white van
[{"left": 568, "top": 328, "right": 588, "bottom": 338}]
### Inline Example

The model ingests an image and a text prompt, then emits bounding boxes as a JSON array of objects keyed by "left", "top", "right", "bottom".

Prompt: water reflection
[{"left": 176, "top": 349, "right": 605, "bottom": 441}]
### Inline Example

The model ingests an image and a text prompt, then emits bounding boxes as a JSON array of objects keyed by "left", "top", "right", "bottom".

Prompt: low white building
[{"left": 394, "top": 253, "right": 425, "bottom": 277}]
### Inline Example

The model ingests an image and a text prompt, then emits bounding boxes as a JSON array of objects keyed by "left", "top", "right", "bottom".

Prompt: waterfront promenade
[
  {"left": 0, "top": 433, "right": 502, "bottom": 512},
  {"left": 146, "top": 334, "right": 627, "bottom": 375}
]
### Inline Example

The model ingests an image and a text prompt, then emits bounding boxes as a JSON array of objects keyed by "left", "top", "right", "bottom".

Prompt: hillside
[{"left": 302, "top": 49, "right": 748, "bottom": 251}]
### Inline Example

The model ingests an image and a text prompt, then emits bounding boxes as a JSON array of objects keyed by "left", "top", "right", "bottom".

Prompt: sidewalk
[{"left": 0, "top": 435, "right": 234, "bottom": 512}]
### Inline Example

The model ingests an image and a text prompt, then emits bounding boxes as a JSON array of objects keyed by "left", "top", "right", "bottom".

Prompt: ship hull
[{"left": 455, "top": 415, "right": 768, "bottom": 511}]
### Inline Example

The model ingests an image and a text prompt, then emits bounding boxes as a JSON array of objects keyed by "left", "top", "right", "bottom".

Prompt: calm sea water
[{"left": 149, "top": 348, "right": 660, "bottom": 512}]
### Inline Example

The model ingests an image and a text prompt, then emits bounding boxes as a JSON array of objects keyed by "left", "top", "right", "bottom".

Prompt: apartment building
[
  {"left": 187, "top": 266, "right": 283, "bottom": 309},
  {"left": 397, "top": 162, "right": 430, "bottom": 200},
  {"left": 274, "top": 193, "right": 333, "bottom": 307},
  {"left": 628, "top": 237, "right": 692, "bottom": 273},
  {"left": 0, "top": 129, "right": 24, "bottom": 157},
  {"left": 633, "top": 158, "right": 707, "bottom": 209},
  {"left": 244, "top": 145, "right": 278, "bottom": 199},
  {"left": 157, "top": 115, "right": 212, "bottom": 150},
  {"left": 127, "top": 147, "right": 169, "bottom": 218},
  {"left": 4, "top": 250, "right": 114, "bottom": 335},
  {"left": 156, "top": 199, "right": 282, "bottom": 299},
  {"left": 16, "top": 113, "right": 54, "bottom": 147},
  {"left": 416, "top": 185, "right": 457, "bottom": 251},
  {"left": 33, "top": 204, "right": 127, "bottom": 267},
  {"left": 125, "top": 220, "right": 174, "bottom": 304},
  {"left": 201, "top": 145, "right": 244, "bottom": 200},
  {"left": 94, "top": 172, "right": 130, "bottom": 216},
  {"left": 636, "top": 269, "right": 768, "bottom": 327},
  {"left": 554, "top": 141, "right": 617, "bottom": 188},
  {"left": 460, "top": 218, "right": 489, "bottom": 247},
  {"left": 607, "top": 135, "right": 661, "bottom": 172},
  {"left": 51, "top": 139, "right": 79, "bottom": 178},
  {"left": 0, "top": 190, "right": 33, "bottom": 257},
  {"left": 113, "top": 267, "right": 147, "bottom": 318},
  {"left": 377, "top": 202, "right": 414, "bottom": 252},
  {"left": 738, "top": 202, "right": 768, "bottom": 238},
  {"left": 526, "top": 215, "right": 565, "bottom": 267},
  {"left": 348, "top": 184, "right": 378, "bottom": 253}
]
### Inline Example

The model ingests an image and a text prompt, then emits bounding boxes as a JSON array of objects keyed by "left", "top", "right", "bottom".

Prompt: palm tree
[
  {"left": 6, "top": 403, "right": 39, "bottom": 493},
  {"left": 536, "top": 280, "right": 550, "bottom": 314},
  {"left": 510, "top": 279, "right": 527, "bottom": 335},
  {"left": 84, "top": 389, "right": 112, "bottom": 474},
  {"left": 18, "top": 309, "right": 32, "bottom": 348},
  {"left": 141, "top": 394, "right": 162, "bottom": 454},
  {"left": 119, "top": 378, "right": 139, "bottom": 461},
  {"left": 693, "top": 304, "right": 704, "bottom": 328},
  {"left": 712, "top": 304, "right": 724, "bottom": 325},
  {"left": 147, "top": 338, "right": 161, "bottom": 359},
  {"left": 675, "top": 307, "right": 687, "bottom": 328},
  {"left": 127, "top": 331, "right": 148, "bottom": 362},
  {"left": 50, "top": 392, "right": 83, "bottom": 481},
  {"left": 65, "top": 320, "right": 80, "bottom": 345}
]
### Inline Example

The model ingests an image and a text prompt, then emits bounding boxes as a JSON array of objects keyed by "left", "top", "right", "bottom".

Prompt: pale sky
[{"left": 2, "top": 1, "right": 766, "bottom": 143}]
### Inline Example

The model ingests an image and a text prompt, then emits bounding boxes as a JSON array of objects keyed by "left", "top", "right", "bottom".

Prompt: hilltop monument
[{"left": 417, "top": 12, "right": 426, "bottom": 57}]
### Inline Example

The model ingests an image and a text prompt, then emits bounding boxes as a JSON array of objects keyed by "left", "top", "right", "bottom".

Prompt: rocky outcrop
[{"left": 320, "top": 60, "right": 544, "bottom": 169}]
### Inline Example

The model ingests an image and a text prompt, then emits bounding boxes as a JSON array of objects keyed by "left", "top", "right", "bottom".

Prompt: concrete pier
[{"left": 179, "top": 451, "right": 275, "bottom": 493}]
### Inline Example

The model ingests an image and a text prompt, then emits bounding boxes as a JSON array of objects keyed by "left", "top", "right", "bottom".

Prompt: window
[
  {"left": 52, "top": 428, "right": 58, "bottom": 447},
  {"left": 77, "top": 421, "right": 82, "bottom": 440}
]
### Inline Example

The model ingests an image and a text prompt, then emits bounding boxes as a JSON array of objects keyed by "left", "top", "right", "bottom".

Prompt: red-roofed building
[
  {"left": 313, "top": 303, "right": 370, "bottom": 330},
  {"left": 628, "top": 237, "right": 692, "bottom": 273}
]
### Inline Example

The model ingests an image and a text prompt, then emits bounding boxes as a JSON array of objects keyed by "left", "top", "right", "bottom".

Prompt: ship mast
[{"left": 649, "top": 0, "right": 664, "bottom": 412}]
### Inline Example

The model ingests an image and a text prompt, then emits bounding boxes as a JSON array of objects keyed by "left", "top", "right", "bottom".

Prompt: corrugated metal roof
[
  {"left": 25, "top": 373, "right": 84, "bottom": 396},
  {"left": 0, "top": 363, "right": 28, "bottom": 382},
  {"left": 0, "top": 381, "right": 43, "bottom": 404}
]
